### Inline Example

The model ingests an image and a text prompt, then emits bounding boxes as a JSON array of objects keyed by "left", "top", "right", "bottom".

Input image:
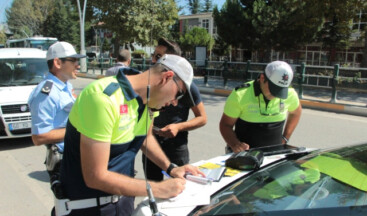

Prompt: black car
[{"left": 190, "top": 143, "right": 367, "bottom": 216}]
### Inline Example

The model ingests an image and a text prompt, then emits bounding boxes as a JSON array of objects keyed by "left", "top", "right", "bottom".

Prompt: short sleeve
[
  {"left": 29, "top": 91, "right": 57, "bottom": 135},
  {"left": 72, "top": 92, "right": 117, "bottom": 142},
  {"left": 286, "top": 88, "right": 300, "bottom": 112},
  {"left": 223, "top": 90, "right": 242, "bottom": 118}
]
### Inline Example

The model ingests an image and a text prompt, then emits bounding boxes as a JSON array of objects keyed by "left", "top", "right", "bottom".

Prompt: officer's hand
[
  {"left": 231, "top": 142, "right": 250, "bottom": 153},
  {"left": 170, "top": 164, "right": 206, "bottom": 179},
  {"left": 155, "top": 124, "right": 179, "bottom": 138},
  {"left": 152, "top": 178, "right": 186, "bottom": 199}
]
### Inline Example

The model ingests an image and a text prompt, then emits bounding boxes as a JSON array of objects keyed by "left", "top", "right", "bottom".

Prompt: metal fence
[{"left": 84, "top": 57, "right": 367, "bottom": 103}]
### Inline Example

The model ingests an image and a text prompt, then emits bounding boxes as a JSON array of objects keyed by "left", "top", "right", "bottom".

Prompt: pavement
[{"left": 77, "top": 71, "right": 367, "bottom": 117}]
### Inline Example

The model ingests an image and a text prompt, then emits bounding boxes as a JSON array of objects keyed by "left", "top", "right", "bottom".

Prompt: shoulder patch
[
  {"left": 235, "top": 83, "right": 250, "bottom": 91},
  {"left": 41, "top": 81, "right": 53, "bottom": 95},
  {"left": 103, "top": 82, "right": 120, "bottom": 96}
]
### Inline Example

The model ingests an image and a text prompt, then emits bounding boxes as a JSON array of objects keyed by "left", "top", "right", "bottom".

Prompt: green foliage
[
  {"left": 317, "top": 0, "right": 361, "bottom": 51},
  {"left": 179, "top": 26, "right": 214, "bottom": 53},
  {"left": 0, "top": 30, "right": 7, "bottom": 44},
  {"left": 213, "top": 35, "right": 231, "bottom": 57},
  {"left": 213, "top": 1, "right": 248, "bottom": 49},
  {"left": 187, "top": 0, "right": 201, "bottom": 14},
  {"left": 214, "top": 0, "right": 326, "bottom": 60},
  {"left": 6, "top": 0, "right": 52, "bottom": 37},
  {"left": 87, "top": 0, "right": 178, "bottom": 50},
  {"left": 202, "top": 0, "right": 213, "bottom": 12},
  {"left": 42, "top": 0, "right": 79, "bottom": 46},
  {"left": 132, "top": 49, "right": 148, "bottom": 58}
]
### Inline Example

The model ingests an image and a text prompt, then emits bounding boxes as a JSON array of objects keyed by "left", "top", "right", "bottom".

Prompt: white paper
[{"left": 159, "top": 180, "right": 211, "bottom": 208}]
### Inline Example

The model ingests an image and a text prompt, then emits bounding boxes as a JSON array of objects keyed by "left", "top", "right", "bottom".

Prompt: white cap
[
  {"left": 157, "top": 54, "right": 194, "bottom": 105},
  {"left": 264, "top": 61, "right": 294, "bottom": 99},
  {"left": 46, "top": 41, "right": 86, "bottom": 60}
]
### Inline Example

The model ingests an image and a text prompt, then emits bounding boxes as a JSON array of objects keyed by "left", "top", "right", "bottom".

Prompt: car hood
[{"left": 0, "top": 85, "right": 36, "bottom": 104}]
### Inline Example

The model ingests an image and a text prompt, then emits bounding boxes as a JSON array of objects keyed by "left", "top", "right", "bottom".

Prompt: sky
[
  {"left": 0, "top": 0, "right": 13, "bottom": 23},
  {"left": 0, "top": 0, "right": 225, "bottom": 23}
]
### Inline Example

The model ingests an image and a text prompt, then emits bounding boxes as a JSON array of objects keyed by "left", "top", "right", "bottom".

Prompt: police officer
[
  {"left": 219, "top": 61, "right": 302, "bottom": 153},
  {"left": 28, "top": 41, "right": 86, "bottom": 174},
  {"left": 58, "top": 54, "right": 204, "bottom": 215}
]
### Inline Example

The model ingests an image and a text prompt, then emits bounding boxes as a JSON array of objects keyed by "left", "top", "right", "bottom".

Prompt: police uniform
[
  {"left": 60, "top": 69, "right": 157, "bottom": 215},
  {"left": 143, "top": 83, "right": 202, "bottom": 181},
  {"left": 223, "top": 80, "right": 299, "bottom": 149},
  {"left": 28, "top": 72, "right": 75, "bottom": 152}
]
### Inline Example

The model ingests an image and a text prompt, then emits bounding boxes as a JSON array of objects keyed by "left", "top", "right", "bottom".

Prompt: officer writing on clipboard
[
  {"left": 56, "top": 54, "right": 203, "bottom": 215},
  {"left": 28, "top": 41, "right": 86, "bottom": 176},
  {"left": 220, "top": 61, "right": 302, "bottom": 153}
]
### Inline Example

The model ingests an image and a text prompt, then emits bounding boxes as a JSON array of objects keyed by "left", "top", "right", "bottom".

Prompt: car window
[
  {"left": 0, "top": 58, "right": 47, "bottom": 86},
  {"left": 191, "top": 144, "right": 367, "bottom": 216}
]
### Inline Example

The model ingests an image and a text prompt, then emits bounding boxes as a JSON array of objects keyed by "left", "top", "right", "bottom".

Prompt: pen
[
  {"left": 186, "top": 175, "right": 212, "bottom": 185},
  {"left": 161, "top": 170, "right": 171, "bottom": 178}
]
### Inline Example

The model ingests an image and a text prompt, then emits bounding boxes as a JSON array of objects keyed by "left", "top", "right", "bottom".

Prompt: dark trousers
[
  {"left": 142, "top": 139, "right": 189, "bottom": 181},
  {"left": 51, "top": 196, "right": 134, "bottom": 216}
]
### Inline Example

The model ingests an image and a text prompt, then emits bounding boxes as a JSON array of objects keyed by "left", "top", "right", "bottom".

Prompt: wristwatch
[{"left": 166, "top": 163, "right": 178, "bottom": 177}]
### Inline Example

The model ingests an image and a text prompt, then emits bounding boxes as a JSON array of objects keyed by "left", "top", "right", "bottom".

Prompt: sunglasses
[
  {"left": 61, "top": 58, "right": 78, "bottom": 63},
  {"left": 172, "top": 76, "right": 185, "bottom": 100},
  {"left": 151, "top": 53, "right": 162, "bottom": 61}
]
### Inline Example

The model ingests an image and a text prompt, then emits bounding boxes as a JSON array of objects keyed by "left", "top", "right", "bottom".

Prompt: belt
[{"left": 55, "top": 195, "right": 123, "bottom": 216}]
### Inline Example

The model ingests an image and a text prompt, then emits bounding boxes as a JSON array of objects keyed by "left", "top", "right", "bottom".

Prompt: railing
[{"left": 83, "top": 57, "right": 367, "bottom": 103}]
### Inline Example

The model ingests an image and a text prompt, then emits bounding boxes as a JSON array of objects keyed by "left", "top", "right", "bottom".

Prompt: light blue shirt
[{"left": 28, "top": 72, "right": 75, "bottom": 152}]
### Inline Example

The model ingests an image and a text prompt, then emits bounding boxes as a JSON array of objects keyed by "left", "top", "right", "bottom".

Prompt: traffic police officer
[
  {"left": 28, "top": 41, "right": 86, "bottom": 174},
  {"left": 57, "top": 54, "right": 204, "bottom": 215},
  {"left": 220, "top": 61, "right": 302, "bottom": 153}
]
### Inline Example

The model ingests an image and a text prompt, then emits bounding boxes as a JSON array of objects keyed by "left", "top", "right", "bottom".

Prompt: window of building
[{"left": 202, "top": 19, "right": 209, "bottom": 32}]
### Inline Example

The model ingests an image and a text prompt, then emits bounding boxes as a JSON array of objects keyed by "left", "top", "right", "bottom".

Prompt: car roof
[{"left": 0, "top": 48, "right": 46, "bottom": 59}]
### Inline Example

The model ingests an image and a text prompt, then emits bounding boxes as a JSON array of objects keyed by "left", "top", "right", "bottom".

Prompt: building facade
[{"left": 179, "top": 12, "right": 367, "bottom": 67}]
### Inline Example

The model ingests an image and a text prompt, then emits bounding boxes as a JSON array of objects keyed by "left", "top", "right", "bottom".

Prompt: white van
[{"left": 0, "top": 48, "right": 48, "bottom": 138}]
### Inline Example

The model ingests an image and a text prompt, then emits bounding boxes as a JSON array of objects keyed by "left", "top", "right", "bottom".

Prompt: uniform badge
[
  {"left": 280, "top": 100, "right": 285, "bottom": 113},
  {"left": 120, "top": 104, "right": 128, "bottom": 114},
  {"left": 41, "top": 81, "right": 53, "bottom": 95}
]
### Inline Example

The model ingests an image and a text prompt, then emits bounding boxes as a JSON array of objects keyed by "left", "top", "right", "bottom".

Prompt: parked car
[
  {"left": 0, "top": 48, "right": 47, "bottom": 138},
  {"left": 133, "top": 143, "right": 367, "bottom": 216}
]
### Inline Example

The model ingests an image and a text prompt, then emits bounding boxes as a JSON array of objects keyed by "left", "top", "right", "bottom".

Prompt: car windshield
[
  {"left": 191, "top": 144, "right": 367, "bottom": 216},
  {"left": 0, "top": 58, "right": 47, "bottom": 86}
]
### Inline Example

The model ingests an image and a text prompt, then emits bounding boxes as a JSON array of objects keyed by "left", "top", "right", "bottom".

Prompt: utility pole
[{"left": 77, "top": 0, "right": 87, "bottom": 72}]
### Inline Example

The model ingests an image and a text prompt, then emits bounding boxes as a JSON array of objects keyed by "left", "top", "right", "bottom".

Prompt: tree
[
  {"left": 0, "top": 30, "right": 7, "bottom": 44},
  {"left": 214, "top": 0, "right": 327, "bottom": 62},
  {"left": 187, "top": 0, "right": 201, "bottom": 14},
  {"left": 213, "top": 35, "right": 231, "bottom": 58},
  {"left": 202, "top": 0, "right": 212, "bottom": 12},
  {"left": 87, "top": 0, "right": 178, "bottom": 57},
  {"left": 42, "top": 0, "right": 80, "bottom": 46},
  {"left": 316, "top": 0, "right": 363, "bottom": 65},
  {"left": 6, "top": 0, "right": 52, "bottom": 37},
  {"left": 179, "top": 26, "right": 214, "bottom": 55}
]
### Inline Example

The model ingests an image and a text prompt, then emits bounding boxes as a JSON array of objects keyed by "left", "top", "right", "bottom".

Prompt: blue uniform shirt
[{"left": 28, "top": 72, "right": 75, "bottom": 152}]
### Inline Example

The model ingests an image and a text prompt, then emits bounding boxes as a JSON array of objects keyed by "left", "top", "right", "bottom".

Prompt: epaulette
[
  {"left": 41, "top": 81, "right": 53, "bottom": 95},
  {"left": 103, "top": 82, "right": 120, "bottom": 96},
  {"left": 235, "top": 83, "right": 250, "bottom": 91}
]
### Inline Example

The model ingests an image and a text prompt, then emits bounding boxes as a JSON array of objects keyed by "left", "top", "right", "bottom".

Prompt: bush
[{"left": 132, "top": 50, "right": 148, "bottom": 58}]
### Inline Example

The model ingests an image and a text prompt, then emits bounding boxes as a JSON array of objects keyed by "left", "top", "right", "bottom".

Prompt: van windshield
[{"left": 0, "top": 58, "right": 48, "bottom": 86}]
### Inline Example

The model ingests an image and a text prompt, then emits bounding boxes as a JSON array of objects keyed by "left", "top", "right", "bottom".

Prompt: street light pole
[{"left": 77, "top": 0, "right": 87, "bottom": 73}]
